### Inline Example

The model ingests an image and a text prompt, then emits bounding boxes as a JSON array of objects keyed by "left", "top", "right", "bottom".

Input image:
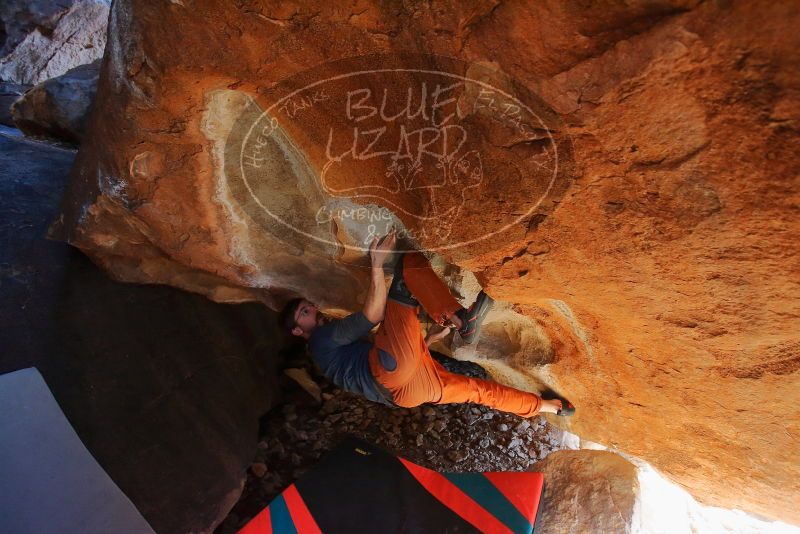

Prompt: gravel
[{"left": 216, "top": 354, "right": 573, "bottom": 533}]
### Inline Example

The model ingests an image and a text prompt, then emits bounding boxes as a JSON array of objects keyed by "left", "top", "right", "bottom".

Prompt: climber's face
[{"left": 291, "top": 299, "right": 322, "bottom": 337}]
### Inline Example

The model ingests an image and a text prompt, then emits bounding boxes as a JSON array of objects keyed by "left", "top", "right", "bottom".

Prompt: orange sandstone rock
[{"left": 51, "top": 0, "right": 800, "bottom": 523}]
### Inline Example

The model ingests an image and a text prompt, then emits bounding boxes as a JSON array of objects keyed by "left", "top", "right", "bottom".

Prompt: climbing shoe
[
  {"left": 387, "top": 254, "right": 419, "bottom": 307},
  {"left": 454, "top": 290, "right": 494, "bottom": 344},
  {"left": 542, "top": 391, "right": 576, "bottom": 417}
]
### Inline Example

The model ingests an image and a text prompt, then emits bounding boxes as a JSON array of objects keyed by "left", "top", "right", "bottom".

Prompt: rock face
[
  {"left": 0, "top": 0, "right": 73, "bottom": 57},
  {"left": 530, "top": 450, "right": 640, "bottom": 534},
  {"left": 51, "top": 0, "right": 800, "bottom": 523},
  {"left": 0, "top": 81, "right": 30, "bottom": 126},
  {"left": 0, "top": 134, "right": 281, "bottom": 533},
  {"left": 11, "top": 59, "right": 99, "bottom": 143},
  {"left": 0, "top": 0, "right": 109, "bottom": 85}
]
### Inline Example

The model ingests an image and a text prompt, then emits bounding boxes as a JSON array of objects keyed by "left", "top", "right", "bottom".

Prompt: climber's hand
[{"left": 369, "top": 230, "right": 396, "bottom": 268}]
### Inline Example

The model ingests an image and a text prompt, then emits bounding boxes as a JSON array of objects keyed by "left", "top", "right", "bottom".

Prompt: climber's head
[{"left": 279, "top": 298, "right": 323, "bottom": 339}]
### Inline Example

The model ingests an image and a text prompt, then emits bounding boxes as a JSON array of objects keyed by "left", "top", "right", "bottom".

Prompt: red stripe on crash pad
[
  {"left": 398, "top": 458, "right": 512, "bottom": 534},
  {"left": 483, "top": 472, "right": 544, "bottom": 522},
  {"left": 283, "top": 484, "right": 321, "bottom": 534},
  {"left": 237, "top": 504, "right": 272, "bottom": 534}
]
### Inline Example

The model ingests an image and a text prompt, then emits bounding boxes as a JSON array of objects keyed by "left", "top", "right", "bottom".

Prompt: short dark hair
[{"left": 278, "top": 297, "right": 305, "bottom": 335}]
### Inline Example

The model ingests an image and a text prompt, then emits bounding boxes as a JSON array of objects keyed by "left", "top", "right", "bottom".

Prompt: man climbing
[{"left": 279, "top": 230, "right": 574, "bottom": 418}]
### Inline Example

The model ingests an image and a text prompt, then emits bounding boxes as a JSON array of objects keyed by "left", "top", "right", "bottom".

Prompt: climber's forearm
[{"left": 362, "top": 266, "right": 387, "bottom": 324}]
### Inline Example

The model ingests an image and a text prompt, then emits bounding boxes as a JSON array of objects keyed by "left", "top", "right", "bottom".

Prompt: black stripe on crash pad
[{"left": 294, "top": 437, "right": 479, "bottom": 533}]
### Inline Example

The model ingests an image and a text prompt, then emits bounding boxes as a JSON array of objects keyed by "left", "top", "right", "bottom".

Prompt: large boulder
[
  {"left": 11, "top": 59, "right": 99, "bottom": 143},
  {"left": 531, "top": 450, "right": 640, "bottom": 534},
  {"left": 0, "top": 0, "right": 109, "bottom": 85},
  {"left": 0, "top": 0, "right": 73, "bottom": 57},
  {"left": 530, "top": 449, "right": 789, "bottom": 534},
  {"left": 0, "top": 133, "right": 282, "bottom": 533},
  {"left": 0, "top": 81, "right": 30, "bottom": 126},
  {"left": 50, "top": 0, "right": 800, "bottom": 524}
]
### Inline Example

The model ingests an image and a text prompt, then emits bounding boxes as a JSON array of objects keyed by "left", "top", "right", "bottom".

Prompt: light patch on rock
[
  {"left": 547, "top": 298, "right": 597, "bottom": 366},
  {"left": 451, "top": 300, "right": 558, "bottom": 389},
  {"left": 201, "top": 90, "right": 273, "bottom": 287},
  {"left": 199, "top": 89, "right": 370, "bottom": 305}
]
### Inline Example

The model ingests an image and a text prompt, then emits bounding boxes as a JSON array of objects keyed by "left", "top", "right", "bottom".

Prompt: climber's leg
[
  {"left": 432, "top": 361, "right": 543, "bottom": 418},
  {"left": 400, "top": 252, "right": 462, "bottom": 327}
]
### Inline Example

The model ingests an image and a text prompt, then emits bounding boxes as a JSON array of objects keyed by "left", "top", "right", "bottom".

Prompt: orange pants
[{"left": 368, "top": 252, "right": 542, "bottom": 418}]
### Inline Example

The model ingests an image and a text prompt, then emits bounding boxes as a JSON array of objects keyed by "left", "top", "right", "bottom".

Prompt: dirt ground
[{"left": 217, "top": 353, "right": 576, "bottom": 533}]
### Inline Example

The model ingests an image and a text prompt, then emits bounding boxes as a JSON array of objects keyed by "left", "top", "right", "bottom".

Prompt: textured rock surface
[
  {"left": 0, "top": 81, "right": 30, "bottom": 126},
  {"left": 51, "top": 0, "right": 800, "bottom": 523},
  {"left": 530, "top": 450, "right": 640, "bottom": 534},
  {"left": 11, "top": 59, "right": 99, "bottom": 143},
  {"left": 0, "top": 0, "right": 73, "bottom": 57},
  {"left": 0, "top": 133, "right": 281, "bottom": 533},
  {"left": 0, "top": 0, "right": 109, "bottom": 85}
]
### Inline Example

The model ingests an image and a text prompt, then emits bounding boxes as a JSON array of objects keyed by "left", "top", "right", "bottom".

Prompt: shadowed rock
[
  {"left": 12, "top": 60, "right": 99, "bottom": 143},
  {"left": 0, "top": 81, "right": 30, "bottom": 126},
  {"left": 0, "top": 133, "right": 282, "bottom": 533}
]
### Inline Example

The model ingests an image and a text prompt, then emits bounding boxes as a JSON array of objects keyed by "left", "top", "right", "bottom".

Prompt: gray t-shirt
[{"left": 308, "top": 311, "right": 394, "bottom": 406}]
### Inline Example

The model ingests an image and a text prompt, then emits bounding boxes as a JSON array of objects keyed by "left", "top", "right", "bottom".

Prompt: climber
[{"left": 278, "top": 230, "right": 574, "bottom": 418}]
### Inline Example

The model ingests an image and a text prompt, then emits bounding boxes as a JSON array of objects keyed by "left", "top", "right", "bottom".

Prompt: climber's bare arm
[
  {"left": 362, "top": 265, "right": 387, "bottom": 324},
  {"left": 362, "top": 230, "right": 396, "bottom": 324}
]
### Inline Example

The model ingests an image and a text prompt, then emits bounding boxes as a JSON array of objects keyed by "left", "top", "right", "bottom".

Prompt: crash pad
[{"left": 238, "top": 437, "right": 545, "bottom": 533}]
